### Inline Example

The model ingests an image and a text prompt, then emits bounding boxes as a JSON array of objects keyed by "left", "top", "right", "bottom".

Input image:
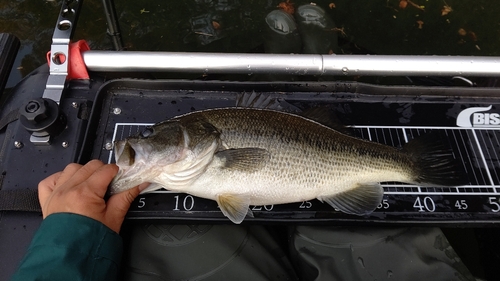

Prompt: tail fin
[{"left": 402, "top": 133, "right": 468, "bottom": 186}]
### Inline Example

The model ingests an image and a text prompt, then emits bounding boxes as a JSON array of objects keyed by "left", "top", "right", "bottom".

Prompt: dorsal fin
[
  {"left": 301, "top": 107, "right": 352, "bottom": 135},
  {"left": 236, "top": 91, "right": 301, "bottom": 112},
  {"left": 236, "top": 91, "right": 282, "bottom": 109},
  {"left": 236, "top": 92, "right": 350, "bottom": 134}
]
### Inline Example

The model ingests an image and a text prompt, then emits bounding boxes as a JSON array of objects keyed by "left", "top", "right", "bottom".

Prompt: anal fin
[
  {"left": 319, "top": 183, "right": 384, "bottom": 216},
  {"left": 216, "top": 193, "right": 252, "bottom": 224}
]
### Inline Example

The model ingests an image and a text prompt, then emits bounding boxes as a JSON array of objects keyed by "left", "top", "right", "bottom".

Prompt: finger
[
  {"left": 59, "top": 160, "right": 105, "bottom": 190},
  {"left": 39, "top": 171, "right": 63, "bottom": 193},
  {"left": 54, "top": 163, "right": 83, "bottom": 187},
  {"left": 105, "top": 185, "right": 142, "bottom": 233},
  {"left": 85, "top": 163, "right": 119, "bottom": 198},
  {"left": 38, "top": 171, "right": 63, "bottom": 207},
  {"left": 137, "top": 182, "right": 150, "bottom": 192}
]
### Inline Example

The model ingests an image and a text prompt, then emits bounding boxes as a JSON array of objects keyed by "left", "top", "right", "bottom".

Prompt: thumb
[
  {"left": 38, "top": 171, "right": 62, "bottom": 209},
  {"left": 105, "top": 185, "right": 142, "bottom": 233}
]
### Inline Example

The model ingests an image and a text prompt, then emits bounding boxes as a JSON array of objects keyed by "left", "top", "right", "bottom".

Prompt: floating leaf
[
  {"left": 441, "top": 5, "right": 452, "bottom": 16},
  {"left": 416, "top": 20, "right": 424, "bottom": 29},
  {"left": 278, "top": 0, "right": 295, "bottom": 15},
  {"left": 212, "top": 21, "right": 221, "bottom": 30},
  {"left": 399, "top": 0, "right": 408, "bottom": 9}
]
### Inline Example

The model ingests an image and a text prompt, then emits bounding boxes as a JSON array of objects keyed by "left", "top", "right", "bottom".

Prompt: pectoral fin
[
  {"left": 216, "top": 193, "right": 252, "bottom": 224},
  {"left": 318, "top": 183, "right": 384, "bottom": 215},
  {"left": 215, "top": 148, "right": 270, "bottom": 172}
]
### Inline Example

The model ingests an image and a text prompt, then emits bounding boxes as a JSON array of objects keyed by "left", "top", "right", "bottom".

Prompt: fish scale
[
  {"left": 111, "top": 107, "right": 466, "bottom": 224},
  {"left": 178, "top": 109, "right": 411, "bottom": 201}
]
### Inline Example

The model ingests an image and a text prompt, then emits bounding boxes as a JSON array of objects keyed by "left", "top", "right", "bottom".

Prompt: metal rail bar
[{"left": 83, "top": 51, "right": 500, "bottom": 77}]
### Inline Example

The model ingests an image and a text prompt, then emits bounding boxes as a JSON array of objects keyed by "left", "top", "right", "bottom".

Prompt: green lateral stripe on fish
[{"left": 110, "top": 108, "right": 467, "bottom": 224}]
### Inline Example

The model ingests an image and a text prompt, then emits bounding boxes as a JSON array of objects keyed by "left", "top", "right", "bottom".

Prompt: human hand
[{"left": 38, "top": 160, "right": 146, "bottom": 233}]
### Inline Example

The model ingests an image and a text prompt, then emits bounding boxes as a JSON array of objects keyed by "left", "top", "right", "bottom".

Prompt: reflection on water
[{"left": 1, "top": 0, "right": 500, "bottom": 88}]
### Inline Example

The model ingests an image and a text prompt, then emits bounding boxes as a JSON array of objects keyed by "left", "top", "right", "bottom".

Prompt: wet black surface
[{"left": 2, "top": 0, "right": 500, "bottom": 280}]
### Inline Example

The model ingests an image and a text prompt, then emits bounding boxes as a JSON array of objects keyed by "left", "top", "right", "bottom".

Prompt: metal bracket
[
  {"left": 30, "top": 0, "right": 82, "bottom": 145},
  {"left": 43, "top": 0, "right": 83, "bottom": 104}
]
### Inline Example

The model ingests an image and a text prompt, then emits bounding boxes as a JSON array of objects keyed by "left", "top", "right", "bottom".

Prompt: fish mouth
[
  {"left": 110, "top": 140, "right": 145, "bottom": 194},
  {"left": 115, "top": 140, "right": 136, "bottom": 166},
  {"left": 110, "top": 167, "right": 144, "bottom": 195},
  {"left": 109, "top": 140, "right": 128, "bottom": 194},
  {"left": 113, "top": 140, "right": 125, "bottom": 161}
]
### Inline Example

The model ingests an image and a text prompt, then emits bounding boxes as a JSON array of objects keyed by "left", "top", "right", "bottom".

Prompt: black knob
[
  {"left": 19, "top": 98, "right": 66, "bottom": 137},
  {"left": 22, "top": 99, "right": 48, "bottom": 123}
]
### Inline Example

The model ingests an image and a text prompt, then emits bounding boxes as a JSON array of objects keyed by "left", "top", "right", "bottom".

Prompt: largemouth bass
[{"left": 110, "top": 108, "right": 465, "bottom": 223}]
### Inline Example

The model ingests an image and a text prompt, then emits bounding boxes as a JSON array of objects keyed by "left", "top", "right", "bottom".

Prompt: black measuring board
[{"left": 88, "top": 79, "right": 500, "bottom": 225}]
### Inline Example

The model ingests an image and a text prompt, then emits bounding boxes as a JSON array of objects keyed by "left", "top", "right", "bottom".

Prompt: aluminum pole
[{"left": 83, "top": 51, "right": 500, "bottom": 77}]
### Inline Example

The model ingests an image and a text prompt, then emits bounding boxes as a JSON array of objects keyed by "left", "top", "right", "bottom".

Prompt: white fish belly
[
  {"left": 154, "top": 109, "right": 415, "bottom": 205},
  {"left": 184, "top": 152, "right": 410, "bottom": 206}
]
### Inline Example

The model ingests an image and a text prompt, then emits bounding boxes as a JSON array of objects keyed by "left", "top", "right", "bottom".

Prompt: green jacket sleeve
[{"left": 11, "top": 213, "right": 123, "bottom": 281}]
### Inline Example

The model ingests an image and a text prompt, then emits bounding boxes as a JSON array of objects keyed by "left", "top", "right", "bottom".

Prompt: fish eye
[{"left": 140, "top": 127, "right": 154, "bottom": 138}]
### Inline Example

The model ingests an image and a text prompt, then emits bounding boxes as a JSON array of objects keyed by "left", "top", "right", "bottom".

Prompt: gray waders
[{"left": 121, "top": 224, "right": 476, "bottom": 281}]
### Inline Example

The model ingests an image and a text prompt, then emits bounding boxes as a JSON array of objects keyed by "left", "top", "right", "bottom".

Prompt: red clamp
[{"left": 46, "top": 40, "right": 90, "bottom": 80}]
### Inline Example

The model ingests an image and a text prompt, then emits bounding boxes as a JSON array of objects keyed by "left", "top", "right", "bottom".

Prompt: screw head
[
  {"left": 113, "top": 108, "right": 122, "bottom": 115},
  {"left": 71, "top": 102, "right": 78, "bottom": 108},
  {"left": 62, "top": 141, "right": 69, "bottom": 148},
  {"left": 105, "top": 142, "right": 113, "bottom": 150},
  {"left": 14, "top": 141, "right": 23, "bottom": 149}
]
